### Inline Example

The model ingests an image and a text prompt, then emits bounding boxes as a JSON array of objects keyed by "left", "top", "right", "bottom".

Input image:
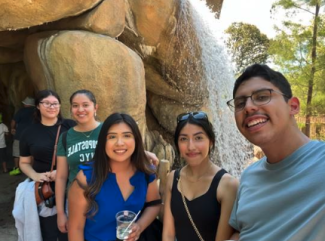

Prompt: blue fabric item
[
  {"left": 230, "top": 141, "right": 325, "bottom": 241},
  {"left": 79, "top": 163, "right": 155, "bottom": 241}
]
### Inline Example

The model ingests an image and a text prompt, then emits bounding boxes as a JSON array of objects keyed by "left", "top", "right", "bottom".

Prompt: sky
[{"left": 218, "top": 0, "right": 314, "bottom": 38}]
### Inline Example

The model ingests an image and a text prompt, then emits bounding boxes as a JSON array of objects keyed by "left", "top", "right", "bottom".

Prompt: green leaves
[{"left": 224, "top": 22, "right": 270, "bottom": 75}]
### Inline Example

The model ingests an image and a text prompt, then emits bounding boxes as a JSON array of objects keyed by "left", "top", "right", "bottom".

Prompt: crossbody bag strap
[
  {"left": 50, "top": 125, "right": 61, "bottom": 172},
  {"left": 179, "top": 175, "right": 205, "bottom": 241}
]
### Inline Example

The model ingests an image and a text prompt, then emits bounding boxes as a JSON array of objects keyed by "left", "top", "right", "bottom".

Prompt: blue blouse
[{"left": 79, "top": 164, "right": 155, "bottom": 241}]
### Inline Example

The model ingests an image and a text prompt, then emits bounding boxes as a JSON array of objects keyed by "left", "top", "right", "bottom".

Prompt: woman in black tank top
[{"left": 162, "top": 112, "right": 239, "bottom": 241}]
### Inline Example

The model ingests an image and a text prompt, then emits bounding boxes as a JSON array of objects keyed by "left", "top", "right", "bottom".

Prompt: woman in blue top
[{"left": 68, "top": 113, "right": 161, "bottom": 241}]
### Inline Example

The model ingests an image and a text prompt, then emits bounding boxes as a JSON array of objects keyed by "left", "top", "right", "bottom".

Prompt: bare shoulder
[
  {"left": 166, "top": 170, "right": 176, "bottom": 190},
  {"left": 220, "top": 173, "right": 239, "bottom": 189},
  {"left": 217, "top": 173, "right": 239, "bottom": 201}
]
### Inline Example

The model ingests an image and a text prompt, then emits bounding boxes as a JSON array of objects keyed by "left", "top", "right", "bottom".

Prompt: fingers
[{"left": 124, "top": 224, "right": 140, "bottom": 241}]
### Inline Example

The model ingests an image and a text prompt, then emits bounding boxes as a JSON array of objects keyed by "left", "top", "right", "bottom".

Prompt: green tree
[
  {"left": 271, "top": 0, "right": 325, "bottom": 137},
  {"left": 224, "top": 22, "right": 270, "bottom": 75}
]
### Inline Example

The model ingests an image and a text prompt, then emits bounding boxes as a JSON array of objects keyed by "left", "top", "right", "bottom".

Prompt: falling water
[{"left": 179, "top": 0, "right": 254, "bottom": 177}]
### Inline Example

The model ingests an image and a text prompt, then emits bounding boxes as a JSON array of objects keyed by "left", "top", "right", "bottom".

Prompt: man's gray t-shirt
[{"left": 230, "top": 141, "right": 325, "bottom": 241}]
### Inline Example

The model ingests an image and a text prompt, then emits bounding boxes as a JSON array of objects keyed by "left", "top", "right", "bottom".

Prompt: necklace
[{"left": 81, "top": 129, "right": 95, "bottom": 138}]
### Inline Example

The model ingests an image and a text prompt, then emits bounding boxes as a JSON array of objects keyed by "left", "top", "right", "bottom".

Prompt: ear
[
  {"left": 288, "top": 97, "right": 300, "bottom": 116},
  {"left": 95, "top": 104, "right": 99, "bottom": 111}
]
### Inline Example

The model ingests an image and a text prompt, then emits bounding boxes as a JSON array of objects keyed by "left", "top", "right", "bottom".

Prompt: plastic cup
[{"left": 116, "top": 210, "right": 136, "bottom": 240}]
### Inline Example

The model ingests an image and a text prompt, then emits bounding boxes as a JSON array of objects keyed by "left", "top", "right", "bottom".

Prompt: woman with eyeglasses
[
  {"left": 19, "top": 89, "right": 76, "bottom": 241},
  {"left": 68, "top": 113, "right": 161, "bottom": 241},
  {"left": 162, "top": 111, "right": 239, "bottom": 241}
]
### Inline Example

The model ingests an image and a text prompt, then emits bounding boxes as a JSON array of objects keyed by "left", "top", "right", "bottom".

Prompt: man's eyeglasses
[
  {"left": 226, "top": 89, "right": 290, "bottom": 112},
  {"left": 39, "top": 102, "right": 61, "bottom": 108},
  {"left": 177, "top": 111, "right": 208, "bottom": 123}
]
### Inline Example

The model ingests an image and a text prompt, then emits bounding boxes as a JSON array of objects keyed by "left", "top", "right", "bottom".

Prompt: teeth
[
  {"left": 247, "top": 118, "right": 267, "bottom": 127},
  {"left": 115, "top": 150, "right": 126, "bottom": 153}
]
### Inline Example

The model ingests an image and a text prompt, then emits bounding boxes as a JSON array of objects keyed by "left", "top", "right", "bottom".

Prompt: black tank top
[{"left": 171, "top": 168, "right": 227, "bottom": 241}]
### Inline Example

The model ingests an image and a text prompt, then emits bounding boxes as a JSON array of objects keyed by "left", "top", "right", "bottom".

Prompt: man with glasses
[{"left": 227, "top": 64, "right": 325, "bottom": 240}]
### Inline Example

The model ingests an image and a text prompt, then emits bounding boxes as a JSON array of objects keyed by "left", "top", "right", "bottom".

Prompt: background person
[
  {"left": 163, "top": 111, "right": 238, "bottom": 241},
  {"left": 0, "top": 115, "right": 9, "bottom": 173},
  {"left": 19, "top": 89, "right": 75, "bottom": 241},
  {"left": 68, "top": 113, "right": 161, "bottom": 241},
  {"left": 227, "top": 64, "right": 325, "bottom": 240},
  {"left": 10, "top": 96, "right": 35, "bottom": 176}
]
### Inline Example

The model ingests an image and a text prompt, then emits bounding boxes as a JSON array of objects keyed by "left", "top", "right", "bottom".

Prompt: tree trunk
[{"left": 304, "top": 3, "right": 320, "bottom": 137}]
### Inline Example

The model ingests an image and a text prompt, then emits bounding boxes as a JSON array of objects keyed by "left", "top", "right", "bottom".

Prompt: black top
[
  {"left": 171, "top": 168, "right": 227, "bottom": 241},
  {"left": 13, "top": 107, "right": 35, "bottom": 140},
  {"left": 20, "top": 119, "right": 76, "bottom": 173}
]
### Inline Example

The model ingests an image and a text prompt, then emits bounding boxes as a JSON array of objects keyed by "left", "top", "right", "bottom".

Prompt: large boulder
[
  {"left": 32, "top": 0, "right": 125, "bottom": 37},
  {"left": 0, "top": 0, "right": 102, "bottom": 30},
  {"left": 24, "top": 30, "right": 146, "bottom": 134}
]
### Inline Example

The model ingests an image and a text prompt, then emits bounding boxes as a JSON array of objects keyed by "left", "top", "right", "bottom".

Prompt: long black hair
[
  {"left": 85, "top": 113, "right": 153, "bottom": 217},
  {"left": 174, "top": 113, "right": 215, "bottom": 155},
  {"left": 34, "top": 89, "right": 63, "bottom": 124}
]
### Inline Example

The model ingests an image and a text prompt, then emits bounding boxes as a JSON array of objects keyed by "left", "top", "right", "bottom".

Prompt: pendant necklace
[{"left": 81, "top": 129, "right": 95, "bottom": 138}]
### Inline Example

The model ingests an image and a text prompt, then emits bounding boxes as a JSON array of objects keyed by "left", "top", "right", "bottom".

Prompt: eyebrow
[
  {"left": 72, "top": 102, "right": 91, "bottom": 104},
  {"left": 107, "top": 132, "right": 133, "bottom": 135},
  {"left": 179, "top": 131, "right": 205, "bottom": 136},
  {"left": 235, "top": 88, "right": 269, "bottom": 98}
]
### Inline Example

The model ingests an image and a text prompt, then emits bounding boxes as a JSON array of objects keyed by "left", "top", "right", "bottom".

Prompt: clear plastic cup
[{"left": 116, "top": 210, "right": 136, "bottom": 240}]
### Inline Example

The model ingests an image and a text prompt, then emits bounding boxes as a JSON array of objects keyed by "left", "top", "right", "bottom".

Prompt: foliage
[
  {"left": 270, "top": 0, "right": 325, "bottom": 136},
  {"left": 224, "top": 22, "right": 270, "bottom": 75}
]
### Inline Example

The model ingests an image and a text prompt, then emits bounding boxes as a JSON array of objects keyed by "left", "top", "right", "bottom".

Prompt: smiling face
[
  {"left": 178, "top": 123, "right": 211, "bottom": 166},
  {"left": 71, "top": 93, "right": 98, "bottom": 124},
  {"left": 37, "top": 95, "right": 60, "bottom": 121},
  {"left": 234, "top": 77, "right": 297, "bottom": 147},
  {"left": 105, "top": 122, "right": 135, "bottom": 164}
]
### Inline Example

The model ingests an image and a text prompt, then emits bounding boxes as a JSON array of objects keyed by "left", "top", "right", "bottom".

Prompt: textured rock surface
[
  {"left": 24, "top": 30, "right": 146, "bottom": 134},
  {"left": 0, "top": 0, "right": 102, "bottom": 30},
  {"left": 33, "top": 0, "right": 125, "bottom": 37}
]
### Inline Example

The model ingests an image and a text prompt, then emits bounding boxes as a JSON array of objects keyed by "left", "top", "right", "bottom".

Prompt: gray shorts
[{"left": 12, "top": 140, "right": 20, "bottom": 157}]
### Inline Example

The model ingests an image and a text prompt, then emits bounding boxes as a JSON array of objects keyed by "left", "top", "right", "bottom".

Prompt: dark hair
[
  {"left": 34, "top": 89, "right": 63, "bottom": 123},
  {"left": 233, "top": 64, "right": 293, "bottom": 101},
  {"left": 85, "top": 113, "right": 153, "bottom": 217},
  {"left": 69, "top": 89, "right": 97, "bottom": 105},
  {"left": 174, "top": 114, "right": 215, "bottom": 156}
]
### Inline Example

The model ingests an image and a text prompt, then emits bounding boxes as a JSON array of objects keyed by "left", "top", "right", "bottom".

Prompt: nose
[
  {"left": 243, "top": 97, "right": 258, "bottom": 114},
  {"left": 187, "top": 139, "right": 195, "bottom": 150},
  {"left": 115, "top": 137, "right": 124, "bottom": 146}
]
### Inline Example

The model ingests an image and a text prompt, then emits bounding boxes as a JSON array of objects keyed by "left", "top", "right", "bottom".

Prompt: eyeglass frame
[
  {"left": 226, "top": 88, "right": 290, "bottom": 112},
  {"left": 39, "top": 101, "right": 61, "bottom": 108},
  {"left": 177, "top": 111, "right": 209, "bottom": 124}
]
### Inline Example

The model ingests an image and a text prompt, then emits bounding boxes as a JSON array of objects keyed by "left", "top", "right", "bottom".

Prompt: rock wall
[{"left": 0, "top": 0, "right": 224, "bottom": 164}]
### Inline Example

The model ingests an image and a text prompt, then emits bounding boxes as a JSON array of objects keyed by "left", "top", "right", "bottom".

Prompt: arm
[
  {"left": 162, "top": 171, "right": 176, "bottom": 241},
  {"left": 215, "top": 174, "right": 239, "bottom": 241},
  {"left": 20, "top": 156, "right": 50, "bottom": 182},
  {"left": 126, "top": 178, "right": 161, "bottom": 241},
  {"left": 68, "top": 171, "right": 88, "bottom": 241},
  {"left": 145, "top": 151, "right": 159, "bottom": 167},
  {"left": 55, "top": 156, "right": 69, "bottom": 233},
  {"left": 229, "top": 232, "right": 240, "bottom": 240}
]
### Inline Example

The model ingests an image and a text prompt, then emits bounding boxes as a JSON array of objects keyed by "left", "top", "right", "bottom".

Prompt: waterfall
[{"left": 179, "top": 0, "right": 254, "bottom": 177}]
